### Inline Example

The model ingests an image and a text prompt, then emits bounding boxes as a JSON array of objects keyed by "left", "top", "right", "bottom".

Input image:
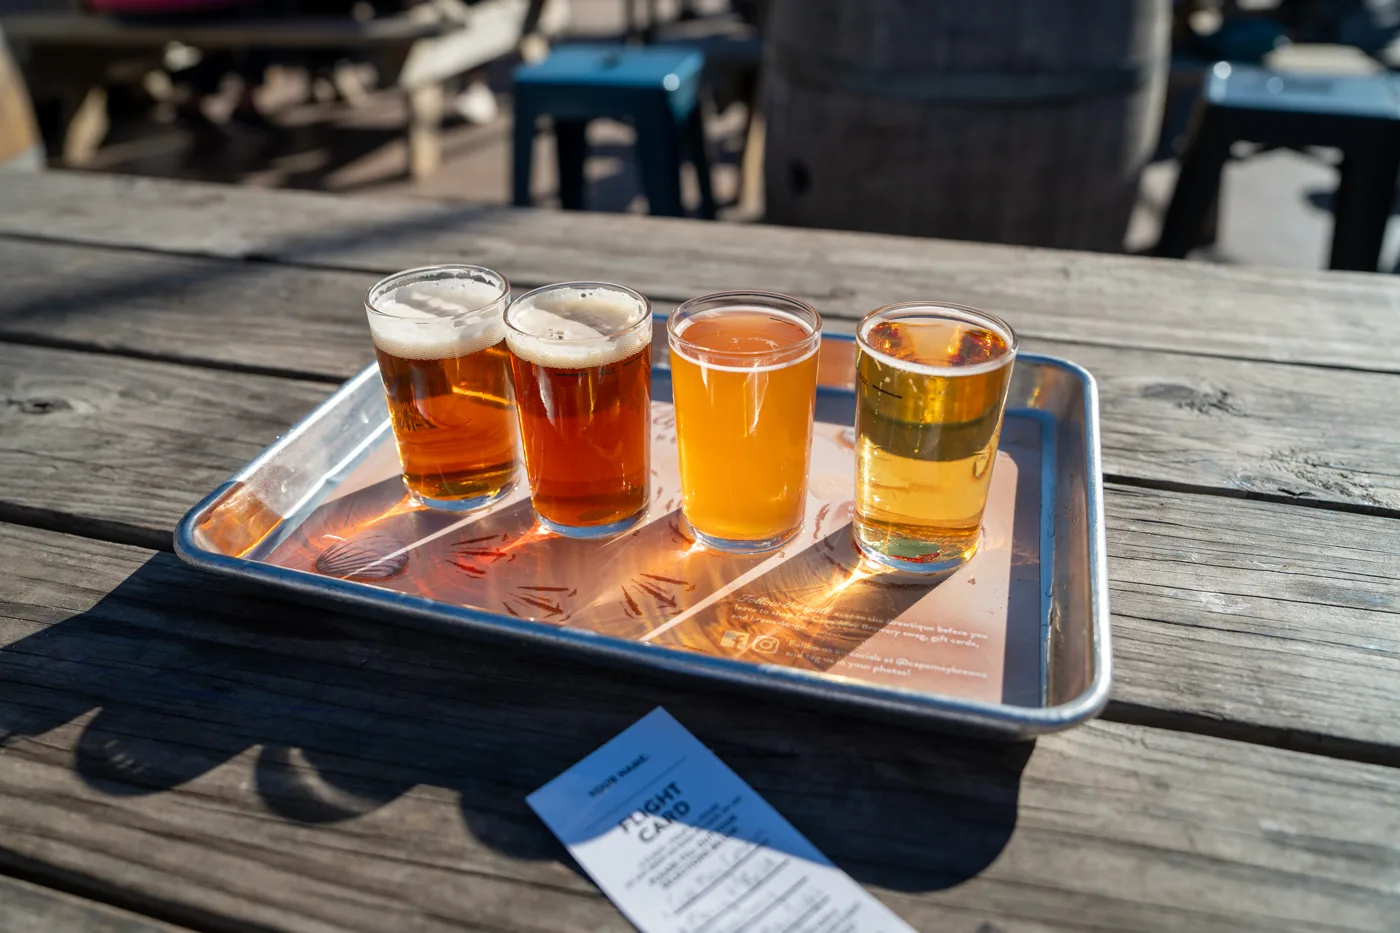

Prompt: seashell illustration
[{"left": 315, "top": 533, "right": 409, "bottom": 581}]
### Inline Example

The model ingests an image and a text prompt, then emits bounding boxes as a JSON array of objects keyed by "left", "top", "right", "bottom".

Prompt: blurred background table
[
  {"left": 0, "top": 172, "right": 1397, "bottom": 932},
  {"left": 9, "top": 0, "right": 1400, "bottom": 271}
]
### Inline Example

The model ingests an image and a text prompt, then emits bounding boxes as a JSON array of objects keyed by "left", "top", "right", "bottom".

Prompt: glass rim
[
  {"left": 504, "top": 281, "right": 652, "bottom": 343},
  {"left": 857, "top": 301, "right": 1018, "bottom": 376},
  {"left": 667, "top": 290, "right": 822, "bottom": 358},
  {"left": 365, "top": 264, "right": 510, "bottom": 320}
]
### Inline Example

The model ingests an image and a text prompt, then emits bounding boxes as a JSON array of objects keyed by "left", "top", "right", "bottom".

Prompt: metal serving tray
[{"left": 176, "top": 327, "right": 1109, "bottom": 738}]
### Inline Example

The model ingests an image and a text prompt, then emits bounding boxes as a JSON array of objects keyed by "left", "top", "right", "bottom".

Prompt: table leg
[
  {"left": 1330, "top": 137, "right": 1400, "bottom": 272},
  {"left": 685, "top": 105, "right": 716, "bottom": 220},
  {"left": 554, "top": 119, "right": 588, "bottom": 210},
  {"left": 635, "top": 107, "right": 684, "bottom": 217},
  {"left": 1154, "top": 108, "right": 1233, "bottom": 259}
]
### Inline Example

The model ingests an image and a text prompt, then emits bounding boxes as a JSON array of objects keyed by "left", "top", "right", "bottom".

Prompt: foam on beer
[
  {"left": 670, "top": 307, "right": 818, "bottom": 373},
  {"left": 368, "top": 278, "right": 506, "bottom": 360},
  {"left": 506, "top": 286, "right": 651, "bottom": 368}
]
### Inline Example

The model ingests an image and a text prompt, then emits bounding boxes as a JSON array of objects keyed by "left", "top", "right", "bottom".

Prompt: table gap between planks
[{"left": 0, "top": 172, "right": 1396, "bottom": 933}]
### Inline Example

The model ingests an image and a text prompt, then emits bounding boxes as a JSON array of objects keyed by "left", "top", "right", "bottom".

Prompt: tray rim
[{"left": 174, "top": 342, "right": 1110, "bottom": 738}]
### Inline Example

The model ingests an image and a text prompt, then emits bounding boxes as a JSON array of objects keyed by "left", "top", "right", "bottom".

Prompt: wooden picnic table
[{"left": 0, "top": 171, "right": 1398, "bottom": 933}]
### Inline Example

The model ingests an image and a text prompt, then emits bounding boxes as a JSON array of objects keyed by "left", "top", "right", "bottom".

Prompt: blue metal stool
[
  {"left": 512, "top": 44, "right": 716, "bottom": 219},
  {"left": 1154, "top": 63, "right": 1400, "bottom": 271}
]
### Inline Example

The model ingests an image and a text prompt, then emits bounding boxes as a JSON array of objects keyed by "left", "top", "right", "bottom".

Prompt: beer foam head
[
  {"left": 366, "top": 271, "right": 508, "bottom": 360},
  {"left": 668, "top": 295, "right": 820, "bottom": 373},
  {"left": 505, "top": 283, "right": 652, "bottom": 368}
]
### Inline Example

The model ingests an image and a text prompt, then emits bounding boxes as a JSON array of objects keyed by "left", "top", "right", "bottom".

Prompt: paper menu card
[{"left": 528, "top": 708, "right": 916, "bottom": 933}]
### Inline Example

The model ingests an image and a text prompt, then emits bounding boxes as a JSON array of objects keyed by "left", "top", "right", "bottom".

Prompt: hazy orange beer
[
  {"left": 505, "top": 283, "right": 653, "bottom": 537},
  {"left": 365, "top": 265, "right": 517, "bottom": 509},
  {"left": 853, "top": 302, "right": 1017, "bottom": 572},
  {"left": 668, "top": 292, "right": 821, "bottom": 552}
]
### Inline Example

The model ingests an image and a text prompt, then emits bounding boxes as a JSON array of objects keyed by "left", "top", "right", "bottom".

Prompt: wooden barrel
[
  {"left": 762, "top": 0, "right": 1170, "bottom": 252},
  {"left": 0, "top": 27, "right": 44, "bottom": 172}
]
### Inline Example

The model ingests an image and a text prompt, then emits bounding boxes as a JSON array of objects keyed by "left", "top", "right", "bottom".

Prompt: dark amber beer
[
  {"left": 505, "top": 283, "right": 652, "bottom": 537},
  {"left": 365, "top": 266, "right": 517, "bottom": 509},
  {"left": 853, "top": 303, "right": 1017, "bottom": 572}
]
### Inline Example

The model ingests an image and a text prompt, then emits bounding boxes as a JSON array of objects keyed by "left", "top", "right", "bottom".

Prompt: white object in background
[{"left": 0, "top": 25, "right": 44, "bottom": 171}]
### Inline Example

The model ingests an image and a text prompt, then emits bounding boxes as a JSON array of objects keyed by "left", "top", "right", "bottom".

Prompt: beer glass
[
  {"left": 668, "top": 292, "right": 821, "bottom": 552},
  {"left": 853, "top": 302, "right": 1017, "bottom": 572},
  {"left": 365, "top": 265, "right": 517, "bottom": 510},
  {"left": 505, "top": 282, "right": 653, "bottom": 538}
]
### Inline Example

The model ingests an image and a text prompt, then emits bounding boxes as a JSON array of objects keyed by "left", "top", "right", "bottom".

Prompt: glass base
[
  {"left": 407, "top": 476, "right": 515, "bottom": 512},
  {"left": 853, "top": 526, "right": 980, "bottom": 574},
  {"left": 536, "top": 508, "right": 646, "bottom": 540},
  {"left": 682, "top": 516, "right": 799, "bottom": 554}
]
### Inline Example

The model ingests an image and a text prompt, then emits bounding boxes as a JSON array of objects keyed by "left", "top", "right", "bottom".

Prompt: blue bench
[
  {"left": 512, "top": 44, "right": 716, "bottom": 218},
  {"left": 1155, "top": 63, "right": 1400, "bottom": 271}
]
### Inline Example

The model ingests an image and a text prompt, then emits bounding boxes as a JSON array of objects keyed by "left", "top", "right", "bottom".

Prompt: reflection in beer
[
  {"left": 505, "top": 283, "right": 653, "bottom": 538},
  {"left": 854, "top": 303, "right": 1017, "bottom": 572},
  {"left": 366, "top": 266, "right": 517, "bottom": 509},
  {"left": 668, "top": 292, "right": 821, "bottom": 553}
]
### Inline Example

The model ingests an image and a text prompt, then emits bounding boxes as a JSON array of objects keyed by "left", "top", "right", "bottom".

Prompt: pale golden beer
[
  {"left": 366, "top": 266, "right": 517, "bottom": 509},
  {"left": 853, "top": 303, "right": 1017, "bottom": 572},
  {"left": 668, "top": 292, "right": 821, "bottom": 552},
  {"left": 505, "top": 283, "right": 653, "bottom": 538}
]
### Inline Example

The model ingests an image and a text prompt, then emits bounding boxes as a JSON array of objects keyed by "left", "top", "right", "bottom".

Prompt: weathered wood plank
[
  {"left": 5, "top": 275, "right": 1400, "bottom": 514},
  {"left": 0, "top": 344, "right": 330, "bottom": 548},
  {"left": 1, "top": 522, "right": 1397, "bottom": 933},
  {"left": 1072, "top": 340, "right": 1400, "bottom": 511},
  {"left": 0, "top": 238, "right": 379, "bottom": 381},
  {"left": 2, "top": 172, "right": 1399, "bottom": 372},
  {"left": 1103, "top": 485, "right": 1400, "bottom": 761},
  {"left": 2, "top": 343, "right": 1399, "bottom": 758},
  {"left": 0, "top": 875, "right": 191, "bottom": 933}
]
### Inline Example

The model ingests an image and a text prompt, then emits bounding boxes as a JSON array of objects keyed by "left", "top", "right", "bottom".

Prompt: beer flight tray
[{"left": 176, "top": 325, "right": 1109, "bottom": 738}]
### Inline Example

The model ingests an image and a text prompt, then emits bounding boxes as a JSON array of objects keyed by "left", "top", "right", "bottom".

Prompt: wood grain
[
  {"left": 0, "top": 238, "right": 378, "bottom": 382},
  {"left": 1, "top": 522, "right": 1398, "bottom": 933},
  {"left": 0, "top": 875, "right": 192, "bottom": 933},
  {"left": 3, "top": 172, "right": 1400, "bottom": 372},
  {"left": 0, "top": 343, "right": 329, "bottom": 548},
  {"left": 1103, "top": 485, "right": 1400, "bottom": 761},
  {"left": 1, "top": 343, "right": 1398, "bottom": 758},
  {"left": 4, "top": 242, "right": 1400, "bottom": 512},
  {"left": 4, "top": 169, "right": 1399, "bottom": 933}
]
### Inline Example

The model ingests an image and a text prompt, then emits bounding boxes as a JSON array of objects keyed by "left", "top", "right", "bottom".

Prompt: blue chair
[
  {"left": 1154, "top": 63, "right": 1400, "bottom": 271},
  {"left": 512, "top": 44, "right": 716, "bottom": 219}
]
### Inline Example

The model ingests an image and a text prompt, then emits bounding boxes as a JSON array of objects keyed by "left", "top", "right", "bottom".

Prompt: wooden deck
[{"left": 0, "top": 171, "right": 1397, "bottom": 931}]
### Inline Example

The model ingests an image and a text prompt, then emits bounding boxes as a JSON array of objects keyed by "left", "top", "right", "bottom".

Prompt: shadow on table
[{"left": 0, "top": 550, "right": 1030, "bottom": 893}]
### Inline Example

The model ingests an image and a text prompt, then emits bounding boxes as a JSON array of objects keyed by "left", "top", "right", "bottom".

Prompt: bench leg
[
  {"left": 513, "top": 100, "right": 538, "bottom": 207},
  {"left": 554, "top": 119, "right": 588, "bottom": 210},
  {"left": 407, "top": 83, "right": 443, "bottom": 180},
  {"left": 1330, "top": 139, "right": 1400, "bottom": 272},
  {"left": 635, "top": 107, "right": 684, "bottom": 218},
  {"left": 684, "top": 105, "right": 717, "bottom": 220},
  {"left": 1153, "top": 107, "right": 1233, "bottom": 259}
]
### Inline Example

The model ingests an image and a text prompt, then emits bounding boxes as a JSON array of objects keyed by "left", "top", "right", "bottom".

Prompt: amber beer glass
[
  {"left": 853, "top": 302, "right": 1017, "bottom": 572},
  {"left": 505, "top": 283, "right": 653, "bottom": 537},
  {"left": 365, "top": 265, "right": 517, "bottom": 509},
  {"left": 668, "top": 292, "right": 821, "bottom": 552}
]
